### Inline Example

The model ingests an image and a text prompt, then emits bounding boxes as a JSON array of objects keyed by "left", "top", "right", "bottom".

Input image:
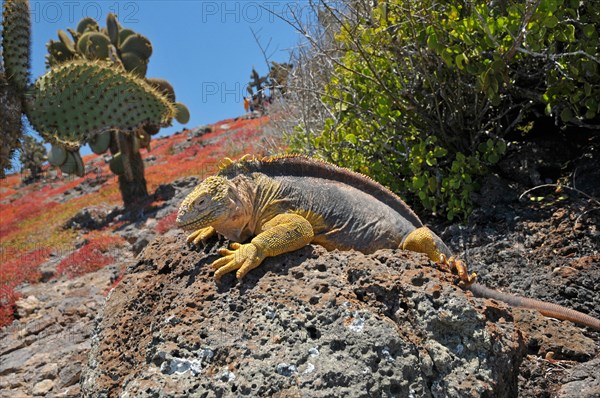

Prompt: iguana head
[{"left": 176, "top": 176, "right": 237, "bottom": 232}]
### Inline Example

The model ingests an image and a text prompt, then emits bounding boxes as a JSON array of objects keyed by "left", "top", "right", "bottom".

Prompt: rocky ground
[
  {"left": 81, "top": 235, "right": 527, "bottom": 398},
  {"left": 0, "top": 132, "right": 599, "bottom": 397}
]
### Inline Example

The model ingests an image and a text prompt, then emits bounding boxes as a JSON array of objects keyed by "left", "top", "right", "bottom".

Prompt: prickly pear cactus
[
  {"left": 2, "top": 5, "right": 189, "bottom": 193},
  {"left": 42, "top": 12, "right": 189, "bottom": 150},
  {"left": 1, "top": 0, "right": 31, "bottom": 177},
  {"left": 26, "top": 60, "right": 177, "bottom": 150},
  {"left": 45, "top": 13, "right": 152, "bottom": 78},
  {"left": 88, "top": 130, "right": 111, "bottom": 154},
  {"left": 1, "top": 0, "right": 31, "bottom": 91}
]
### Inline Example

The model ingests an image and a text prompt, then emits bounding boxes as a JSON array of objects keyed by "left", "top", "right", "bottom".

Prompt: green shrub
[{"left": 289, "top": 0, "right": 599, "bottom": 220}]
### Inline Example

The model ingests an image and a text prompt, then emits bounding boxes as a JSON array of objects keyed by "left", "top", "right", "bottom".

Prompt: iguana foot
[
  {"left": 187, "top": 226, "right": 216, "bottom": 245},
  {"left": 211, "top": 242, "right": 266, "bottom": 280},
  {"left": 439, "top": 254, "right": 477, "bottom": 286}
]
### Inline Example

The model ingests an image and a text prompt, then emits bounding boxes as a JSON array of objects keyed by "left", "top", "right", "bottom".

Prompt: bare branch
[{"left": 250, "top": 27, "right": 274, "bottom": 74}]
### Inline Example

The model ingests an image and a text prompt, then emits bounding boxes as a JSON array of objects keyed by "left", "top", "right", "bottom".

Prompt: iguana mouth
[{"left": 177, "top": 218, "right": 204, "bottom": 230}]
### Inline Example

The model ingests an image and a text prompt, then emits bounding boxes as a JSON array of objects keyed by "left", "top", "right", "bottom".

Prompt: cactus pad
[
  {"left": 120, "top": 34, "right": 153, "bottom": 60},
  {"left": 120, "top": 52, "right": 147, "bottom": 77},
  {"left": 89, "top": 130, "right": 112, "bottom": 154},
  {"left": 48, "top": 144, "right": 68, "bottom": 166},
  {"left": 60, "top": 150, "right": 84, "bottom": 176},
  {"left": 77, "top": 31, "right": 112, "bottom": 60},
  {"left": 26, "top": 60, "right": 177, "bottom": 150},
  {"left": 106, "top": 13, "right": 120, "bottom": 46},
  {"left": 119, "top": 29, "right": 136, "bottom": 44},
  {"left": 57, "top": 30, "right": 76, "bottom": 53},
  {"left": 77, "top": 17, "right": 99, "bottom": 34},
  {"left": 174, "top": 102, "right": 190, "bottom": 124},
  {"left": 2, "top": 0, "right": 31, "bottom": 91}
]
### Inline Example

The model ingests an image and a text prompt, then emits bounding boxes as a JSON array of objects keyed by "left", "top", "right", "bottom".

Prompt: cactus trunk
[{"left": 111, "top": 130, "right": 148, "bottom": 205}]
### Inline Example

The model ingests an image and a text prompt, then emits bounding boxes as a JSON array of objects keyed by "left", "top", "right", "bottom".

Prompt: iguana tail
[
  {"left": 401, "top": 227, "right": 600, "bottom": 330},
  {"left": 468, "top": 282, "right": 600, "bottom": 331}
]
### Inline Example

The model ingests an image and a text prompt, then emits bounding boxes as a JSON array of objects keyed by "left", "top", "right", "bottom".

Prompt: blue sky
[{"left": 25, "top": 0, "right": 312, "bottom": 138}]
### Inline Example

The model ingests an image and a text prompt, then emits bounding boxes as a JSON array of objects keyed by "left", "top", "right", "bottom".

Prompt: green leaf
[
  {"left": 428, "top": 177, "right": 437, "bottom": 193},
  {"left": 491, "top": 59, "right": 505, "bottom": 73},
  {"left": 433, "top": 147, "right": 448, "bottom": 157},
  {"left": 560, "top": 108, "right": 573, "bottom": 122},
  {"left": 539, "top": 0, "right": 559, "bottom": 13},
  {"left": 544, "top": 15, "right": 559, "bottom": 28},
  {"left": 413, "top": 176, "right": 426, "bottom": 189},
  {"left": 582, "top": 24, "right": 596, "bottom": 38},
  {"left": 496, "top": 140, "right": 507, "bottom": 154},
  {"left": 427, "top": 34, "right": 439, "bottom": 52},
  {"left": 441, "top": 50, "right": 454, "bottom": 66},
  {"left": 565, "top": 24, "right": 576, "bottom": 42},
  {"left": 455, "top": 53, "right": 468, "bottom": 70},
  {"left": 487, "top": 153, "right": 499, "bottom": 164},
  {"left": 585, "top": 98, "right": 597, "bottom": 111}
]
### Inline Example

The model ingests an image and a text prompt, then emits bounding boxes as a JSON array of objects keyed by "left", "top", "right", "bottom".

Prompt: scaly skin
[{"left": 176, "top": 155, "right": 600, "bottom": 331}]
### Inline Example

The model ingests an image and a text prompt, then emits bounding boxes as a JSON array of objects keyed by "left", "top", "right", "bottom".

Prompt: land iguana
[{"left": 176, "top": 155, "right": 600, "bottom": 331}]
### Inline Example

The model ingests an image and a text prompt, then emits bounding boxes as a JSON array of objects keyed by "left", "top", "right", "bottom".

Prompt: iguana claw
[
  {"left": 439, "top": 254, "right": 477, "bottom": 286},
  {"left": 211, "top": 242, "right": 266, "bottom": 280},
  {"left": 187, "top": 226, "right": 216, "bottom": 245}
]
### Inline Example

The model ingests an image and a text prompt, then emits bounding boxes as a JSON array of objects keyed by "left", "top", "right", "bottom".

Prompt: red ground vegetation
[
  {"left": 0, "top": 248, "right": 51, "bottom": 327},
  {"left": 0, "top": 199, "right": 60, "bottom": 239},
  {"left": 156, "top": 210, "right": 178, "bottom": 235},
  {"left": 56, "top": 234, "right": 126, "bottom": 279}
]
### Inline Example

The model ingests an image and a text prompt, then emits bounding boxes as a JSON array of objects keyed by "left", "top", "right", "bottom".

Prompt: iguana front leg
[{"left": 211, "top": 213, "right": 314, "bottom": 280}]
